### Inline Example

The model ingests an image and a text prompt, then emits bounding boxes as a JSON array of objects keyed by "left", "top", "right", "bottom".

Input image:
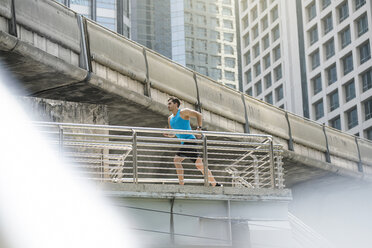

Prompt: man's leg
[
  {"left": 174, "top": 155, "right": 185, "bottom": 185},
  {"left": 195, "top": 158, "right": 217, "bottom": 186}
]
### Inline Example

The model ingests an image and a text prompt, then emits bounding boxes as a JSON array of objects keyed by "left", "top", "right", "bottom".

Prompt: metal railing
[{"left": 35, "top": 122, "right": 284, "bottom": 189}]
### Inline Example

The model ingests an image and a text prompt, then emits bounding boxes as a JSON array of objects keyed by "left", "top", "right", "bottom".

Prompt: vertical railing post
[
  {"left": 202, "top": 134, "right": 209, "bottom": 186},
  {"left": 132, "top": 130, "right": 138, "bottom": 184},
  {"left": 58, "top": 125, "right": 64, "bottom": 157},
  {"left": 269, "top": 138, "right": 275, "bottom": 189}
]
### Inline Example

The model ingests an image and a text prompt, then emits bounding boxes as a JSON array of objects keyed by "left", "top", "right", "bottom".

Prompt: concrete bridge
[{"left": 0, "top": 0, "right": 372, "bottom": 188}]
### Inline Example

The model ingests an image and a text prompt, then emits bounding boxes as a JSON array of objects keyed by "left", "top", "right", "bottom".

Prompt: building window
[
  {"left": 253, "top": 25, "right": 259, "bottom": 39},
  {"left": 209, "top": 4, "right": 219, "bottom": 13},
  {"left": 185, "top": 12, "right": 193, "bottom": 23},
  {"left": 359, "top": 42, "right": 371, "bottom": 64},
  {"left": 255, "top": 62, "right": 261, "bottom": 76},
  {"left": 210, "top": 42, "right": 221, "bottom": 54},
  {"left": 338, "top": 1, "right": 349, "bottom": 23},
  {"left": 309, "top": 25, "right": 318, "bottom": 45},
  {"left": 224, "top": 32, "right": 234, "bottom": 42},
  {"left": 244, "top": 51, "right": 251, "bottom": 65},
  {"left": 255, "top": 80, "right": 262, "bottom": 95},
  {"left": 323, "top": 14, "right": 333, "bottom": 34},
  {"left": 246, "top": 87, "right": 253, "bottom": 96},
  {"left": 322, "top": 0, "right": 331, "bottom": 9},
  {"left": 262, "top": 15, "right": 269, "bottom": 31},
  {"left": 355, "top": 0, "right": 366, "bottom": 10},
  {"left": 254, "top": 43, "right": 260, "bottom": 58},
  {"left": 224, "top": 45, "right": 234, "bottom": 54},
  {"left": 329, "top": 90, "right": 339, "bottom": 111},
  {"left": 196, "top": 1, "right": 206, "bottom": 11},
  {"left": 265, "top": 92, "right": 273, "bottom": 104},
  {"left": 210, "top": 17, "right": 220, "bottom": 28},
  {"left": 365, "top": 98, "right": 372, "bottom": 120},
  {"left": 315, "top": 100, "right": 324, "bottom": 120},
  {"left": 251, "top": 6, "right": 258, "bottom": 21},
  {"left": 263, "top": 35, "right": 270, "bottom": 50},
  {"left": 225, "top": 58, "right": 235, "bottom": 68},
  {"left": 197, "top": 66, "right": 207, "bottom": 75},
  {"left": 271, "top": 6, "right": 278, "bottom": 22},
  {"left": 196, "top": 15, "right": 207, "bottom": 25},
  {"left": 343, "top": 53, "right": 353, "bottom": 75},
  {"left": 196, "top": 39, "right": 207, "bottom": 51},
  {"left": 264, "top": 54, "right": 271, "bottom": 69},
  {"left": 246, "top": 69, "right": 252, "bottom": 83},
  {"left": 211, "top": 56, "right": 221, "bottom": 66},
  {"left": 347, "top": 107, "right": 358, "bottom": 129},
  {"left": 340, "top": 27, "right": 351, "bottom": 48},
  {"left": 223, "top": 19, "right": 233, "bottom": 29},
  {"left": 324, "top": 38, "right": 335, "bottom": 59},
  {"left": 225, "top": 71, "right": 235, "bottom": 81},
  {"left": 265, "top": 73, "right": 272, "bottom": 88},
  {"left": 196, "top": 27, "right": 207, "bottom": 37},
  {"left": 308, "top": 2, "right": 316, "bottom": 21},
  {"left": 274, "top": 64, "right": 282, "bottom": 81},
  {"left": 186, "top": 51, "right": 194, "bottom": 61},
  {"left": 197, "top": 53, "right": 208, "bottom": 64},
  {"left": 272, "top": 25, "right": 280, "bottom": 41},
  {"left": 260, "top": 0, "right": 268, "bottom": 11},
  {"left": 274, "top": 45, "right": 281, "bottom": 61},
  {"left": 222, "top": 7, "right": 232, "bottom": 16},
  {"left": 345, "top": 80, "right": 356, "bottom": 102},
  {"left": 312, "top": 74, "right": 322, "bottom": 95},
  {"left": 311, "top": 50, "right": 320, "bottom": 70},
  {"left": 276, "top": 84, "right": 283, "bottom": 101},
  {"left": 362, "top": 69, "right": 372, "bottom": 92},
  {"left": 242, "top": 15, "right": 249, "bottom": 30},
  {"left": 357, "top": 14, "right": 368, "bottom": 37},
  {"left": 210, "top": 68, "right": 222, "bottom": 80},
  {"left": 210, "top": 30, "right": 220, "bottom": 40},
  {"left": 327, "top": 64, "right": 337, "bottom": 85},
  {"left": 330, "top": 116, "right": 341, "bottom": 130},
  {"left": 243, "top": 33, "right": 250, "bottom": 47}
]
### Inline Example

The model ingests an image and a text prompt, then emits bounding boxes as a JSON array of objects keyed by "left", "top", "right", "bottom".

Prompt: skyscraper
[
  {"left": 55, "top": 0, "right": 131, "bottom": 37},
  {"left": 239, "top": 0, "right": 372, "bottom": 140},
  {"left": 172, "top": 0, "right": 240, "bottom": 90}
]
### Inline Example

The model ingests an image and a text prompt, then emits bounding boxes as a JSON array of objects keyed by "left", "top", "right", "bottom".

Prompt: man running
[{"left": 166, "top": 96, "right": 220, "bottom": 186}]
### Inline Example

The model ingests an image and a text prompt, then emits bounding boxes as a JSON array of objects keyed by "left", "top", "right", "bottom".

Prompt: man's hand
[
  {"left": 163, "top": 126, "right": 176, "bottom": 137},
  {"left": 195, "top": 126, "right": 202, "bottom": 139}
]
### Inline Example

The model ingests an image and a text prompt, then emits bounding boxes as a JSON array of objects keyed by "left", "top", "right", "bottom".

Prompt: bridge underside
[{"left": 0, "top": 39, "right": 347, "bottom": 187}]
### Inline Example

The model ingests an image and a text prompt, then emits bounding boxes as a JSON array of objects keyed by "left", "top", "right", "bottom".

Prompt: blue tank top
[{"left": 169, "top": 109, "right": 195, "bottom": 140}]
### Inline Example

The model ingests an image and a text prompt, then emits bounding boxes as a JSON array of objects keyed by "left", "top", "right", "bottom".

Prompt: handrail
[{"left": 34, "top": 122, "right": 284, "bottom": 189}]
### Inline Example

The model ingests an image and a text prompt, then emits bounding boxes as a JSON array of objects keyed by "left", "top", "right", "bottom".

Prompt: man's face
[{"left": 167, "top": 100, "right": 177, "bottom": 111}]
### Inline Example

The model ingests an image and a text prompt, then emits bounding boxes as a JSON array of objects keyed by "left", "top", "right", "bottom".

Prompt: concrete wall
[{"left": 19, "top": 96, "right": 108, "bottom": 124}]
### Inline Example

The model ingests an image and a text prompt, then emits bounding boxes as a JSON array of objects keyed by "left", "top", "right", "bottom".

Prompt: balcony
[{"left": 35, "top": 122, "right": 285, "bottom": 190}]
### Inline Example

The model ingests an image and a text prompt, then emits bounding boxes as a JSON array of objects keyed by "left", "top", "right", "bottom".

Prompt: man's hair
[{"left": 168, "top": 96, "right": 180, "bottom": 107}]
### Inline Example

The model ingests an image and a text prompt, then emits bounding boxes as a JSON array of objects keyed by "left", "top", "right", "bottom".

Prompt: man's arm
[
  {"left": 180, "top": 108, "right": 202, "bottom": 130},
  {"left": 164, "top": 116, "right": 176, "bottom": 137}
]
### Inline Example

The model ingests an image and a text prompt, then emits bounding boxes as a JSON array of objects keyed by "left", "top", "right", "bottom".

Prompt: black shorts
[{"left": 176, "top": 142, "right": 201, "bottom": 163}]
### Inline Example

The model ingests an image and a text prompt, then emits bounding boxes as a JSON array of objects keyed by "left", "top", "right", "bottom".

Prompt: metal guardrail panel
[
  {"left": 35, "top": 122, "right": 284, "bottom": 189},
  {"left": 86, "top": 20, "right": 147, "bottom": 83}
]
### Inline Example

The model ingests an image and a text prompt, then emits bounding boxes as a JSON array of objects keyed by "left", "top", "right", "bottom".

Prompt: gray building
[
  {"left": 239, "top": 0, "right": 372, "bottom": 140},
  {"left": 131, "top": 0, "right": 172, "bottom": 59},
  {"left": 171, "top": 0, "right": 241, "bottom": 90}
]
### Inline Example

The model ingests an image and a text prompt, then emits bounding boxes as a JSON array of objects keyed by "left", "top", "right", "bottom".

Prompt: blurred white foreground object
[{"left": 0, "top": 68, "right": 139, "bottom": 248}]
